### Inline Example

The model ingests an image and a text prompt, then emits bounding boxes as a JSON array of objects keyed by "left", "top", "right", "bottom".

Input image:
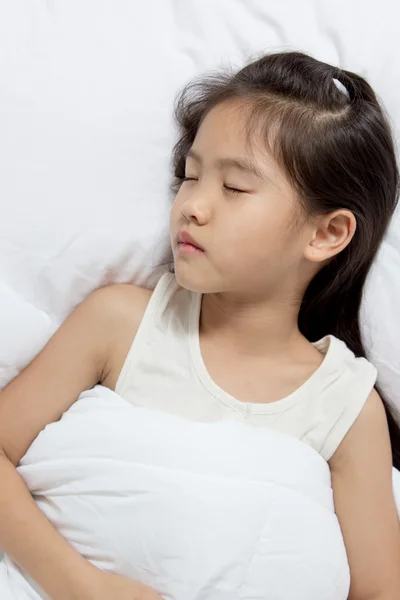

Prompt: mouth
[{"left": 177, "top": 230, "right": 205, "bottom": 254}]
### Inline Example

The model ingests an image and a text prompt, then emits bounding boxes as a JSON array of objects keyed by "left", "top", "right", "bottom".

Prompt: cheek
[
  {"left": 222, "top": 210, "right": 302, "bottom": 281},
  {"left": 170, "top": 195, "right": 182, "bottom": 224},
  {"left": 230, "top": 202, "right": 294, "bottom": 251}
]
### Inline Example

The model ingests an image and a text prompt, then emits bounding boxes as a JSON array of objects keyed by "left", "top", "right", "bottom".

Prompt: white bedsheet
[{"left": 1, "top": 386, "right": 353, "bottom": 600}]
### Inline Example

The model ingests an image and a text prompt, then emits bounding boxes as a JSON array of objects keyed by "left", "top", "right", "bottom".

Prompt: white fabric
[
  {"left": 116, "top": 273, "right": 378, "bottom": 461},
  {"left": 0, "top": 0, "right": 399, "bottom": 417},
  {"left": 1, "top": 386, "right": 351, "bottom": 600},
  {"left": 1, "top": 387, "right": 399, "bottom": 598},
  {"left": 0, "top": 0, "right": 400, "bottom": 585},
  {"left": 1, "top": 385, "right": 399, "bottom": 599}
]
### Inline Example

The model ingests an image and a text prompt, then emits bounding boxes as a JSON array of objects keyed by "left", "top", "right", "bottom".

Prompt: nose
[{"left": 180, "top": 192, "right": 211, "bottom": 226}]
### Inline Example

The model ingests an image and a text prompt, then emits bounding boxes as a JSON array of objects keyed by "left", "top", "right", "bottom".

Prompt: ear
[{"left": 304, "top": 210, "right": 357, "bottom": 264}]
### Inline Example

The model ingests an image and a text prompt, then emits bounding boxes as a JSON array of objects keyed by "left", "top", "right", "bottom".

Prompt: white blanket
[
  {"left": 1, "top": 386, "right": 399, "bottom": 599},
  {"left": 0, "top": 386, "right": 391, "bottom": 600}
]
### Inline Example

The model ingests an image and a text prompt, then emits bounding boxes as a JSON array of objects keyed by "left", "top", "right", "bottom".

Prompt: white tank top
[{"left": 115, "top": 273, "right": 377, "bottom": 461}]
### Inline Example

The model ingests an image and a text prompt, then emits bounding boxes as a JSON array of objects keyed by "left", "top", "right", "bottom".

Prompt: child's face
[{"left": 170, "top": 101, "right": 314, "bottom": 299}]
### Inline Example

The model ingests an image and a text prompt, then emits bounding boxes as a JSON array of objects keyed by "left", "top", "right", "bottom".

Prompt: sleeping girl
[{"left": 0, "top": 51, "right": 400, "bottom": 600}]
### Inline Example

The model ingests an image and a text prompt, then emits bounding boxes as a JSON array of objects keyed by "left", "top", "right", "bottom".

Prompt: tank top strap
[{"left": 115, "top": 272, "right": 192, "bottom": 398}]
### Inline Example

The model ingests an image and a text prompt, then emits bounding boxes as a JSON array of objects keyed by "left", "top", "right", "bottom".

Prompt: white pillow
[{"left": 0, "top": 282, "right": 55, "bottom": 389}]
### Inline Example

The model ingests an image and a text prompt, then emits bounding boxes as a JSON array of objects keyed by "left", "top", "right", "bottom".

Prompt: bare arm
[
  {"left": 329, "top": 390, "right": 400, "bottom": 600},
  {"left": 0, "top": 284, "right": 152, "bottom": 600}
]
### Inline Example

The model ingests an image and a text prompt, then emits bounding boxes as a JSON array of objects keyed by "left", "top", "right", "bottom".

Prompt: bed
[{"left": 0, "top": 1, "right": 399, "bottom": 597}]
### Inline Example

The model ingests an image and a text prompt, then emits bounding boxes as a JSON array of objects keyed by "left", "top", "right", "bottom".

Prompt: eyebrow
[{"left": 186, "top": 148, "right": 267, "bottom": 181}]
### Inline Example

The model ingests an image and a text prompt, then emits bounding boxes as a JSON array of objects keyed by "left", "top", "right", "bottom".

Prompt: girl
[{"left": 0, "top": 52, "right": 400, "bottom": 600}]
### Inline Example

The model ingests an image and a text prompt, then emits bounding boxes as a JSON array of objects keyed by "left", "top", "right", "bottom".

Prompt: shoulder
[
  {"left": 355, "top": 387, "right": 386, "bottom": 423},
  {"left": 81, "top": 283, "right": 153, "bottom": 389},
  {"left": 329, "top": 388, "right": 390, "bottom": 468},
  {"left": 85, "top": 283, "right": 153, "bottom": 326}
]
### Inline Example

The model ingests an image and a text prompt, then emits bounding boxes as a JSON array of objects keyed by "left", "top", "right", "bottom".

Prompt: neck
[{"left": 200, "top": 289, "right": 304, "bottom": 357}]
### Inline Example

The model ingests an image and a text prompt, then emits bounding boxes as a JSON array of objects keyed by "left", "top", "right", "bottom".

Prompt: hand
[{"left": 83, "top": 570, "right": 163, "bottom": 600}]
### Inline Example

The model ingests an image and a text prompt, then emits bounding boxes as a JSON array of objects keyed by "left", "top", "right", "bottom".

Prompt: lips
[{"left": 177, "top": 230, "right": 204, "bottom": 252}]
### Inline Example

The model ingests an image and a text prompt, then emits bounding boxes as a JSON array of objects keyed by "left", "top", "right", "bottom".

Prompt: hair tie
[{"left": 333, "top": 77, "right": 350, "bottom": 99}]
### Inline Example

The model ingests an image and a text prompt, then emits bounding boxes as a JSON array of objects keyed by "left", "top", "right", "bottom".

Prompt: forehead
[
  {"left": 195, "top": 101, "right": 253, "bottom": 151},
  {"left": 191, "top": 101, "right": 290, "bottom": 190}
]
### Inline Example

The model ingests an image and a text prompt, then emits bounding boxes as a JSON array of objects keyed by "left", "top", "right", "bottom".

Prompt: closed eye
[
  {"left": 224, "top": 185, "right": 246, "bottom": 194},
  {"left": 182, "top": 178, "right": 246, "bottom": 194}
]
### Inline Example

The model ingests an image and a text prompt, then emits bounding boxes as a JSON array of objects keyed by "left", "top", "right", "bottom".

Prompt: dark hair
[{"left": 172, "top": 51, "right": 400, "bottom": 468}]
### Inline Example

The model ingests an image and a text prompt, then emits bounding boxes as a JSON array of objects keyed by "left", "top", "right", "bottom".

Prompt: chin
[{"left": 173, "top": 258, "right": 222, "bottom": 294}]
